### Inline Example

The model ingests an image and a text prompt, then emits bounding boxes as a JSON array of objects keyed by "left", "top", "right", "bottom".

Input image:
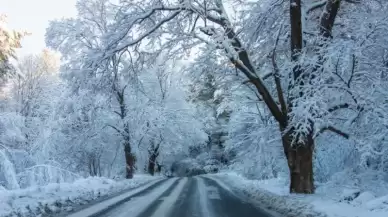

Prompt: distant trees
[
  {"left": 0, "top": 14, "right": 26, "bottom": 81},
  {"left": 45, "top": 0, "right": 207, "bottom": 179},
  {"left": 12, "top": 50, "right": 59, "bottom": 116}
]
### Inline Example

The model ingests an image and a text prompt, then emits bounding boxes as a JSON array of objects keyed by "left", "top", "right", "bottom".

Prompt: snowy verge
[
  {"left": 0, "top": 174, "right": 161, "bottom": 217},
  {"left": 206, "top": 172, "right": 325, "bottom": 217},
  {"left": 208, "top": 172, "right": 388, "bottom": 217}
]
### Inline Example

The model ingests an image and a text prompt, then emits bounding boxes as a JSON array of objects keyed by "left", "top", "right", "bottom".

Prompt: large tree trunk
[
  {"left": 280, "top": 0, "right": 340, "bottom": 193},
  {"left": 124, "top": 143, "right": 134, "bottom": 179},
  {"left": 282, "top": 127, "right": 315, "bottom": 193}
]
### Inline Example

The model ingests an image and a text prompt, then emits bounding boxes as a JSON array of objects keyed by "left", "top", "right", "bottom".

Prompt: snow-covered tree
[
  {"left": 45, "top": 0, "right": 207, "bottom": 179},
  {"left": 0, "top": 14, "right": 26, "bottom": 80},
  {"left": 45, "top": 0, "right": 387, "bottom": 194}
]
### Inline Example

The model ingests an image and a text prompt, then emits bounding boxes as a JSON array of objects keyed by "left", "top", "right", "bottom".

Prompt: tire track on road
[
  {"left": 66, "top": 178, "right": 176, "bottom": 217},
  {"left": 99, "top": 178, "right": 179, "bottom": 217},
  {"left": 168, "top": 178, "right": 200, "bottom": 217}
]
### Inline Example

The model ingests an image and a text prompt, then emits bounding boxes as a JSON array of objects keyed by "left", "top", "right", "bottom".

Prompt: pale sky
[{"left": 0, "top": 0, "right": 77, "bottom": 57}]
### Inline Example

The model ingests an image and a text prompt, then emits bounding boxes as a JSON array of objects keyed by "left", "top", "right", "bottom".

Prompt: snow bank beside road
[
  {"left": 208, "top": 173, "right": 325, "bottom": 217},
  {"left": 0, "top": 175, "right": 160, "bottom": 217},
  {"left": 210, "top": 172, "right": 388, "bottom": 217}
]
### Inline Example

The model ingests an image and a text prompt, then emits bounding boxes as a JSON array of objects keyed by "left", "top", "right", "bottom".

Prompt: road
[{"left": 67, "top": 176, "right": 274, "bottom": 217}]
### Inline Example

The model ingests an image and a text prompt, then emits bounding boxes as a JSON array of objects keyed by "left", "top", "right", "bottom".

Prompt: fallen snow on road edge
[
  {"left": 209, "top": 172, "right": 388, "bottom": 217},
  {"left": 207, "top": 172, "right": 326, "bottom": 217},
  {"left": 0, "top": 174, "right": 161, "bottom": 217}
]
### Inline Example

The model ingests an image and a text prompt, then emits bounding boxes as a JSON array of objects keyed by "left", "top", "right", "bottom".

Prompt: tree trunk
[
  {"left": 290, "top": 0, "right": 302, "bottom": 62},
  {"left": 124, "top": 143, "right": 134, "bottom": 179},
  {"left": 148, "top": 156, "right": 155, "bottom": 176},
  {"left": 147, "top": 140, "right": 160, "bottom": 176},
  {"left": 156, "top": 162, "right": 162, "bottom": 174},
  {"left": 282, "top": 128, "right": 315, "bottom": 193},
  {"left": 319, "top": 0, "right": 341, "bottom": 39}
]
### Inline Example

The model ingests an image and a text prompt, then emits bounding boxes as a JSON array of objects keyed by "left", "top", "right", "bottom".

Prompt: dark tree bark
[
  {"left": 122, "top": 121, "right": 135, "bottom": 179},
  {"left": 147, "top": 139, "right": 161, "bottom": 176},
  {"left": 290, "top": 0, "right": 303, "bottom": 62},
  {"left": 124, "top": 142, "right": 134, "bottom": 179},
  {"left": 148, "top": 156, "right": 156, "bottom": 176},
  {"left": 287, "top": 143, "right": 315, "bottom": 193},
  {"left": 88, "top": 153, "right": 101, "bottom": 176},
  {"left": 319, "top": 0, "right": 341, "bottom": 39},
  {"left": 156, "top": 162, "right": 162, "bottom": 174},
  {"left": 112, "top": 80, "right": 136, "bottom": 179},
  {"left": 286, "top": 0, "right": 316, "bottom": 193},
  {"left": 281, "top": 126, "right": 315, "bottom": 193}
]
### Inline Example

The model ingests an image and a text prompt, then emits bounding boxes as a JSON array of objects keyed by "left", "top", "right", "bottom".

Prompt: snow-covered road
[{"left": 66, "top": 176, "right": 273, "bottom": 217}]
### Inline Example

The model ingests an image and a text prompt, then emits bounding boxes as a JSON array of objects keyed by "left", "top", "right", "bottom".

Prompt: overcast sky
[{"left": 0, "top": 0, "right": 77, "bottom": 57}]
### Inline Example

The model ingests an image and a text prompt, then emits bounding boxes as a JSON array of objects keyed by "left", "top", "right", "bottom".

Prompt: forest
[{"left": 0, "top": 0, "right": 388, "bottom": 216}]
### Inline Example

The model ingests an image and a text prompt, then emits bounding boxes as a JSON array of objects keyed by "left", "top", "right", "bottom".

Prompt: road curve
[{"left": 66, "top": 176, "right": 274, "bottom": 217}]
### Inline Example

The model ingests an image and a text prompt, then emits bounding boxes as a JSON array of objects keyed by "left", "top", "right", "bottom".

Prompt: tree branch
[
  {"left": 105, "top": 11, "right": 181, "bottom": 59},
  {"left": 327, "top": 103, "right": 351, "bottom": 113},
  {"left": 243, "top": 72, "right": 274, "bottom": 84},
  {"left": 272, "top": 24, "right": 287, "bottom": 115},
  {"left": 317, "top": 126, "right": 349, "bottom": 139},
  {"left": 306, "top": 0, "right": 327, "bottom": 14},
  {"left": 347, "top": 54, "right": 356, "bottom": 87},
  {"left": 262, "top": 72, "right": 274, "bottom": 80},
  {"left": 344, "top": 0, "right": 360, "bottom": 3},
  {"left": 107, "top": 124, "right": 125, "bottom": 137},
  {"left": 100, "top": 1, "right": 285, "bottom": 124}
]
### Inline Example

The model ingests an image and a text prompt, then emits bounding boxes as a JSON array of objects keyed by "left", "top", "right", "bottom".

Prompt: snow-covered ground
[
  {"left": 0, "top": 174, "right": 161, "bottom": 217},
  {"left": 210, "top": 172, "right": 388, "bottom": 217}
]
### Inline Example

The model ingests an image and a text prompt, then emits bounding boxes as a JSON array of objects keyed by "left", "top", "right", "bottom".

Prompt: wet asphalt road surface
[{"left": 67, "top": 176, "right": 274, "bottom": 217}]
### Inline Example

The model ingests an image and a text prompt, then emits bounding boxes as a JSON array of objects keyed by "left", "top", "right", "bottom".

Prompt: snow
[
  {"left": 150, "top": 177, "right": 187, "bottom": 217},
  {"left": 68, "top": 176, "right": 167, "bottom": 217},
  {"left": 196, "top": 176, "right": 215, "bottom": 217},
  {"left": 101, "top": 177, "right": 178, "bottom": 217},
  {"left": 366, "top": 195, "right": 388, "bottom": 211},
  {"left": 0, "top": 175, "right": 161, "bottom": 217},
  {"left": 0, "top": 149, "right": 19, "bottom": 190},
  {"left": 209, "top": 172, "right": 388, "bottom": 217},
  {"left": 353, "top": 192, "right": 375, "bottom": 204}
]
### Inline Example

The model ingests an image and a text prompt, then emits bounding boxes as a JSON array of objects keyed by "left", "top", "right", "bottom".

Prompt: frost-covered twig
[{"left": 316, "top": 125, "right": 349, "bottom": 139}]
